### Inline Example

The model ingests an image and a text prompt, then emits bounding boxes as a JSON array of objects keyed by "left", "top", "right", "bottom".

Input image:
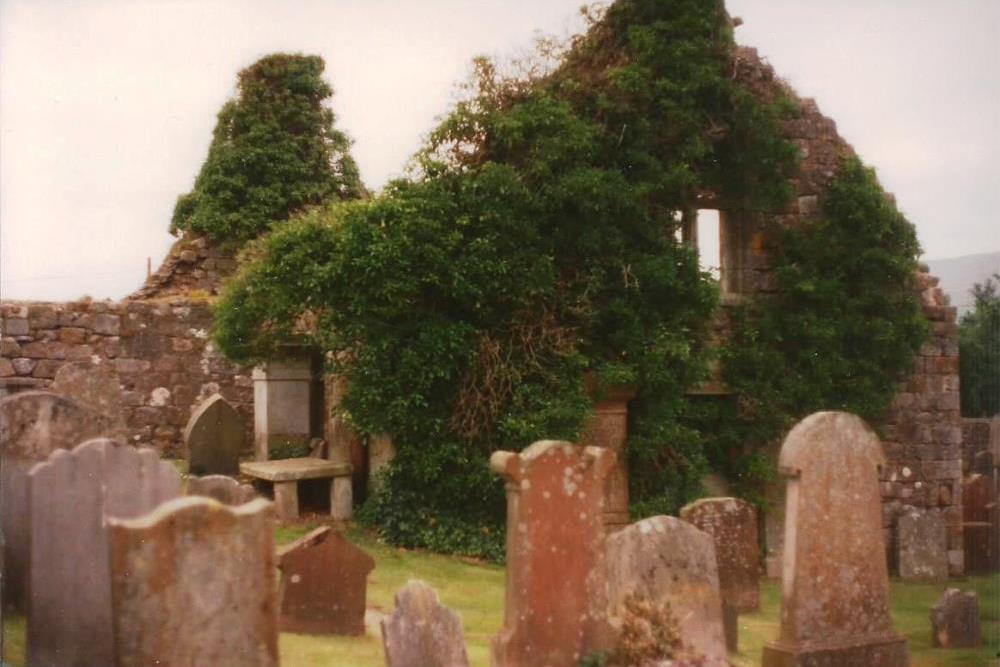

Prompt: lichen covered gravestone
[
  {"left": 490, "top": 440, "right": 614, "bottom": 666},
  {"left": 27, "top": 438, "right": 181, "bottom": 667},
  {"left": 930, "top": 588, "right": 980, "bottom": 648},
  {"left": 680, "top": 496, "right": 760, "bottom": 613},
  {"left": 277, "top": 526, "right": 374, "bottom": 635},
  {"left": 0, "top": 391, "right": 113, "bottom": 609},
  {"left": 108, "top": 496, "right": 278, "bottom": 667},
  {"left": 187, "top": 474, "right": 256, "bottom": 505},
  {"left": 762, "top": 411, "right": 909, "bottom": 667},
  {"left": 50, "top": 362, "right": 125, "bottom": 434},
  {"left": 184, "top": 393, "right": 245, "bottom": 475},
  {"left": 897, "top": 508, "right": 948, "bottom": 582},
  {"left": 382, "top": 580, "right": 470, "bottom": 667},
  {"left": 604, "top": 516, "right": 728, "bottom": 665}
]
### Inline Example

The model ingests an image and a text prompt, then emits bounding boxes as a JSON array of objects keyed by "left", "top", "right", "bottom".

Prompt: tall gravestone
[
  {"left": 277, "top": 526, "right": 374, "bottom": 635},
  {"left": 604, "top": 516, "right": 728, "bottom": 665},
  {"left": 490, "top": 441, "right": 614, "bottom": 666},
  {"left": 187, "top": 474, "right": 256, "bottom": 505},
  {"left": 581, "top": 381, "right": 636, "bottom": 531},
  {"left": 382, "top": 580, "right": 470, "bottom": 667},
  {"left": 184, "top": 393, "right": 245, "bottom": 475},
  {"left": 680, "top": 497, "right": 760, "bottom": 612},
  {"left": 108, "top": 496, "right": 278, "bottom": 667},
  {"left": 0, "top": 391, "right": 112, "bottom": 610},
  {"left": 762, "top": 411, "right": 909, "bottom": 666},
  {"left": 962, "top": 473, "right": 999, "bottom": 573},
  {"left": 897, "top": 508, "right": 948, "bottom": 582},
  {"left": 253, "top": 356, "right": 313, "bottom": 461},
  {"left": 27, "top": 438, "right": 181, "bottom": 667}
]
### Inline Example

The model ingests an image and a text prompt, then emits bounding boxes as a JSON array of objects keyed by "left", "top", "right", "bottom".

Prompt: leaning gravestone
[
  {"left": 382, "top": 580, "right": 470, "bottom": 667},
  {"left": 0, "top": 391, "right": 113, "bottom": 610},
  {"left": 897, "top": 508, "right": 948, "bottom": 582},
  {"left": 762, "top": 411, "right": 909, "bottom": 667},
  {"left": 490, "top": 441, "right": 614, "bottom": 666},
  {"left": 604, "top": 516, "right": 728, "bottom": 665},
  {"left": 187, "top": 474, "right": 256, "bottom": 505},
  {"left": 930, "top": 588, "right": 981, "bottom": 648},
  {"left": 27, "top": 438, "right": 181, "bottom": 667},
  {"left": 108, "top": 496, "right": 278, "bottom": 667},
  {"left": 680, "top": 496, "right": 760, "bottom": 613},
  {"left": 277, "top": 526, "right": 374, "bottom": 635},
  {"left": 184, "top": 393, "right": 245, "bottom": 475}
]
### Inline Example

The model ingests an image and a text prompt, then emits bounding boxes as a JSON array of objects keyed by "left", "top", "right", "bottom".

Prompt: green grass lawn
[{"left": 4, "top": 521, "right": 997, "bottom": 666}]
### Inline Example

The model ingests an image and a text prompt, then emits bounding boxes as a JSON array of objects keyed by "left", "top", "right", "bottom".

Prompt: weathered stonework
[{"left": 1, "top": 298, "right": 252, "bottom": 457}]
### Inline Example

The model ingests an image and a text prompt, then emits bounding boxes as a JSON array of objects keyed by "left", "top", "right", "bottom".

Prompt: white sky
[{"left": 2, "top": 0, "right": 998, "bottom": 301}]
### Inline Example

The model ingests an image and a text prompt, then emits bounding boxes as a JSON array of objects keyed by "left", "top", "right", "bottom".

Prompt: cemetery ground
[{"left": 3, "top": 523, "right": 996, "bottom": 667}]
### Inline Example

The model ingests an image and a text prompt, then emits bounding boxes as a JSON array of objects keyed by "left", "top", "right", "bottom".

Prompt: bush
[{"left": 960, "top": 274, "right": 1000, "bottom": 417}]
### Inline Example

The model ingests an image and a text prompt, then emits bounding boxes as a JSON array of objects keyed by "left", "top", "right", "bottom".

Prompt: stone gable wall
[{"left": 0, "top": 299, "right": 251, "bottom": 457}]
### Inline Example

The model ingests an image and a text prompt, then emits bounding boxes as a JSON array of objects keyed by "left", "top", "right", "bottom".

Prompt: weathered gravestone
[
  {"left": 581, "top": 381, "right": 636, "bottom": 531},
  {"left": 604, "top": 516, "right": 728, "bottom": 665},
  {"left": 277, "top": 526, "right": 374, "bottom": 635},
  {"left": 50, "top": 362, "right": 125, "bottom": 434},
  {"left": 108, "top": 496, "right": 278, "bottom": 667},
  {"left": 930, "top": 588, "right": 981, "bottom": 648},
  {"left": 962, "top": 473, "right": 999, "bottom": 574},
  {"left": 187, "top": 474, "right": 256, "bottom": 505},
  {"left": 490, "top": 440, "right": 614, "bottom": 666},
  {"left": 762, "top": 411, "right": 909, "bottom": 667},
  {"left": 680, "top": 496, "right": 760, "bottom": 613},
  {"left": 897, "top": 508, "right": 948, "bottom": 582},
  {"left": 0, "top": 391, "right": 113, "bottom": 610},
  {"left": 184, "top": 393, "right": 245, "bottom": 475},
  {"left": 382, "top": 580, "right": 470, "bottom": 667},
  {"left": 27, "top": 438, "right": 181, "bottom": 667}
]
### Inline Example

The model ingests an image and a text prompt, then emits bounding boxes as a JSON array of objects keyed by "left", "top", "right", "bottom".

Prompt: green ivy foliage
[
  {"left": 170, "top": 53, "right": 363, "bottom": 245},
  {"left": 959, "top": 274, "right": 1000, "bottom": 417},
  {"left": 700, "top": 158, "right": 928, "bottom": 500}
]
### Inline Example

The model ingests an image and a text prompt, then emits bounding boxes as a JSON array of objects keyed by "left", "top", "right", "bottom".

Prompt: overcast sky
[{"left": 2, "top": 0, "right": 998, "bottom": 301}]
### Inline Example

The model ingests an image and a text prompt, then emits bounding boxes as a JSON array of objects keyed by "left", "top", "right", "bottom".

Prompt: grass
[{"left": 4, "top": 521, "right": 997, "bottom": 666}]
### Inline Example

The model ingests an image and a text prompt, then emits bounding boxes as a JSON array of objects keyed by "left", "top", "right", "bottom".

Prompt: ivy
[{"left": 960, "top": 274, "right": 1000, "bottom": 417}]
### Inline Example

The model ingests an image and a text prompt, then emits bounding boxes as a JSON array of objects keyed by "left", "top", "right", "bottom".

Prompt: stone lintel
[{"left": 240, "top": 458, "right": 351, "bottom": 482}]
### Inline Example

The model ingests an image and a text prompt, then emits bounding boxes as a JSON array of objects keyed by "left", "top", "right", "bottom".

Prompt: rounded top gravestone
[{"left": 184, "top": 393, "right": 245, "bottom": 476}]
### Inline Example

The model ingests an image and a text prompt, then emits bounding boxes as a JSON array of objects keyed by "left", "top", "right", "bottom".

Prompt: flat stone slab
[{"left": 240, "top": 458, "right": 351, "bottom": 482}]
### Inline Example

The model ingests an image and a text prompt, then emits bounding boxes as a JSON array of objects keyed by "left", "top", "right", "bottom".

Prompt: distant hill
[{"left": 926, "top": 251, "right": 1000, "bottom": 317}]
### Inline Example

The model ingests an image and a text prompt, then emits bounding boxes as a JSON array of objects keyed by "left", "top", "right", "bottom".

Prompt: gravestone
[
  {"left": 930, "top": 588, "right": 980, "bottom": 648},
  {"left": 963, "top": 473, "right": 999, "bottom": 573},
  {"left": 187, "top": 474, "right": 256, "bottom": 505},
  {"left": 277, "top": 526, "right": 374, "bottom": 635},
  {"left": 27, "top": 438, "right": 181, "bottom": 667},
  {"left": 581, "top": 381, "right": 636, "bottom": 531},
  {"left": 253, "top": 356, "right": 313, "bottom": 461},
  {"left": 0, "top": 391, "right": 112, "bottom": 610},
  {"left": 108, "top": 496, "right": 278, "bottom": 667},
  {"left": 51, "top": 362, "right": 125, "bottom": 434},
  {"left": 680, "top": 496, "right": 760, "bottom": 612},
  {"left": 762, "top": 411, "right": 909, "bottom": 667},
  {"left": 382, "top": 580, "right": 470, "bottom": 667},
  {"left": 184, "top": 393, "right": 244, "bottom": 475},
  {"left": 897, "top": 508, "right": 949, "bottom": 582},
  {"left": 490, "top": 440, "right": 614, "bottom": 666},
  {"left": 604, "top": 516, "right": 728, "bottom": 665}
]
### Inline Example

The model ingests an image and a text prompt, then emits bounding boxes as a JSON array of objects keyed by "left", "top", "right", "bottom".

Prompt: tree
[
  {"left": 170, "top": 53, "right": 363, "bottom": 245},
  {"left": 960, "top": 273, "right": 1000, "bottom": 417}
]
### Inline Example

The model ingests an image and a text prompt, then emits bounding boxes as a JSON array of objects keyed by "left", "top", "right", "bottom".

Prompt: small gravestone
[
  {"left": 931, "top": 588, "right": 981, "bottom": 648},
  {"left": 277, "top": 526, "right": 374, "bottom": 635},
  {"left": 382, "top": 580, "right": 470, "bottom": 667},
  {"left": 184, "top": 393, "right": 244, "bottom": 475},
  {"left": 680, "top": 497, "right": 760, "bottom": 613},
  {"left": 108, "top": 496, "right": 278, "bottom": 667},
  {"left": 490, "top": 441, "right": 615, "bottom": 666},
  {"left": 604, "top": 516, "right": 727, "bottom": 665},
  {"left": 0, "top": 391, "right": 112, "bottom": 610},
  {"left": 187, "top": 474, "right": 256, "bottom": 505},
  {"left": 51, "top": 362, "right": 125, "bottom": 434},
  {"left": 762, "top": 412, "right": 909, "bottom": 667},
  {"left": 897, "top": 508, "right": 948, "bottom": 582},
  {"left": 963, "top": 473, "right": 999, "bottom": 574},
  {"left": 27, "top": 438, "right": 181, "bottom": 667}
]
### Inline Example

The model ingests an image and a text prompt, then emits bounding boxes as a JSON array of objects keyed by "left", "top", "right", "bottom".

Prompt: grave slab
[
  {"left": 187, "top": 474, "right": 256, "bottom": 505},
  {"left": 240, "top": 458, "right": 352, "bottom": 520},
  {"left": 762, "top": 412, "right": 909, "bottom": 667},
  {"left": 277, "top": 526, "right": 374, "bottom": 636},
  {"left": 108, "top": 496, "right": 278, "bottom": 667},
  {"left": 897, "top": 508, "right": 948, "bottom": 582}
]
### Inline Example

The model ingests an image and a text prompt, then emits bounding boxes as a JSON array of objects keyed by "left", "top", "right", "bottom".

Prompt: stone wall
[{"left": 0, "top": 298, "right": 251, "bottom": 457}]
